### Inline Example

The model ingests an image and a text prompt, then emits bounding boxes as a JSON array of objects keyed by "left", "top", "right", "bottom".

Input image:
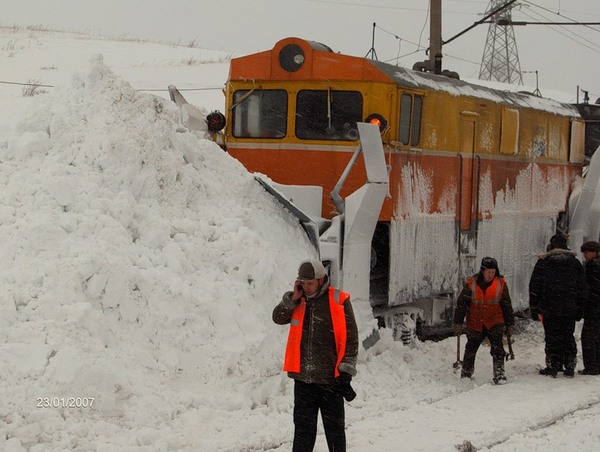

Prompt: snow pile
[{"left": 0, "top": 55, "right": 311, "bottom": 450}]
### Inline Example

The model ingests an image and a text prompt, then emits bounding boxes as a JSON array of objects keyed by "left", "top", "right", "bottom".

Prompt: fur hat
[
  {"left": 581, "top": 241, "right": 600, "bottom": 252},
  {"left": 297, "top": 259, "right": 327, "bottom": 281}
]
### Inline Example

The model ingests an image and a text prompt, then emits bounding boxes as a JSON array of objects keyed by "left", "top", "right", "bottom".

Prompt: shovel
[
  {"left": 506, "top": 335, "right": 515, "bottom": 361},
  {"left": 453, "top": 334, "right": 463, "bottom": 370}
]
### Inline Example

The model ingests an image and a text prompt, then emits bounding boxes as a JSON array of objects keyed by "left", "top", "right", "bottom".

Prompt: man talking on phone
[{"left": 273, "top": 259, "right": 358, "bottom": 452}]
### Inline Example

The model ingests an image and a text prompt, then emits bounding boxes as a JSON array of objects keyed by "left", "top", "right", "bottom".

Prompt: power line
[
  {"left": 0, "top": 80, "right": 53, "bottom": 88},
  {"left": 510, "top": 21, "right": 600, "bottom": 25},
  {"left": 524, "top": 0, "right": 600, "bottom": 32},
  {"left": 0, "top": 79, "right": 223, "bottom": 92},
  {"left": 303, "top": 0, "right": 425, "bottom": 12},
  {"left": 518, "top": 6, "right": 600, "bottom": 55},
  {"left": 138, "top": 87, "right": 223, "bottom": 93},
  {"left": 375, "top": 24, "right": 424, "bottom": 51}
]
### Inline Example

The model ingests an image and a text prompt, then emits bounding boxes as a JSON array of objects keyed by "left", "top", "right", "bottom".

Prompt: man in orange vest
[
  {"left": 453, "top": 257, "right": 515, "bottom": 384},
  {"left": 273, "top": 259, "right": 358, "bottom": 452}
]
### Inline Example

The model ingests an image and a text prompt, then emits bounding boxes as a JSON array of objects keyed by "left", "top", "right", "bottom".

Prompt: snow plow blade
[{"left": 254, "top": 123, "right": 388, "bottom": 304}]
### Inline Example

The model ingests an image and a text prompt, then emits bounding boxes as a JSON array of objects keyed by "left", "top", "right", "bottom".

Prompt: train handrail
[{"left": 330, "top": 144, "right": 363, "bottom": 215}]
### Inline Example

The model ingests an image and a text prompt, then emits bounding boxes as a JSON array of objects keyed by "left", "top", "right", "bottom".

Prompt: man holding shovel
[{"left": 453, "top": 257, "right": 515, "bottom": 384}]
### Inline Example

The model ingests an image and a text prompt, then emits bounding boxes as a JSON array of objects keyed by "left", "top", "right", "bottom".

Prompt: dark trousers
[
  {"left": 293, "top": 380, "right": 346, "bottom": 452},
  {"left": 581, "top": 318, "right": 600, "bottom": 372},
  {"left": 543, "top": 316, "right": 577, "bottom": 370},
  {"left": 462, "top": 324, "right": 506, "bottom": 377}
]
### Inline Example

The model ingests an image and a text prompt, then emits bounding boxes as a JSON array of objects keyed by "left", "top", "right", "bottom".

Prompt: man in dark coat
[
  {"left": 273, "top": 259, "right": 359, "bottom": 452},
  {"left": 529, "top": 233, "right": 588, "bottom": 378},
  {"left": 579, "top": 241, "right": 600, "bottom": 375},
  {"left": 453, "top": 257, "right": 514, "bottom": 384}
]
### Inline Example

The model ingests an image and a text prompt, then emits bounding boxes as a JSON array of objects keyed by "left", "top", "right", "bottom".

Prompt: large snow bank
[{"left": 0, "top": 55, "right": 312, "bottom": 450}]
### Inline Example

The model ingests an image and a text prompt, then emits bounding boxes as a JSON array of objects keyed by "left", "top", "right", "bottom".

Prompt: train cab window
[
  {"left": 399, "top": 93, "right": 423, "bottom": 146},
  {"left": 295, "top": 90, "right": 362, "bottom": 140},
  {"left": 232, "top": 90, "right": 287, "bottom": 138}
]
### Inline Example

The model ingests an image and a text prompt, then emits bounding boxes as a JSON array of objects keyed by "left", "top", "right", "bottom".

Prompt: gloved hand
[
  {"left": 337, "top": 372, "right": 352, "bottom": 385},
  {"left": 505, "top": 325, "right": 514, "bottom": 337},
  {"left": 575, "top": 309, "right": 583, "bottom": 322},
  {"left": 531, "top": 310, "right": 540, "bottom": 321},
  {"left": 453, "top": 323, "right": 463, "bottom": 336},
  {"left": 336, "top": 372, "right": 356, "bottom": 402}
]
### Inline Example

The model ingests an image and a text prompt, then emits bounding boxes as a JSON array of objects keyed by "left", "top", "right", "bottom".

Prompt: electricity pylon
[{"left": 479, "top": 0, "right": 523, "bottom": 85}]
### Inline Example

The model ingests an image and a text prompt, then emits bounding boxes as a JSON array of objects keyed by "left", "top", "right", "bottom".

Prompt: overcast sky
[{"left": 2, "top": 0, "right": 600, "bottom": 101}]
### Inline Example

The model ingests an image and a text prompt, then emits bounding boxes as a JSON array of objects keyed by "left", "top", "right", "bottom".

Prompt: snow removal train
[{"left": 172, "top": 37, "right": 598, "bottom": 340}]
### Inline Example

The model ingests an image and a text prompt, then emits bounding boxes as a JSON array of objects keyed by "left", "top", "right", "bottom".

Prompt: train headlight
[
  {"left": 279, "top": 44, "right": 305, "bottom": 72},
  {"left": 206, "top": 111, "right": 226, "bottom": 133},
  {"left": 365, "top": 113, "right": 388, "bottom": 132}
]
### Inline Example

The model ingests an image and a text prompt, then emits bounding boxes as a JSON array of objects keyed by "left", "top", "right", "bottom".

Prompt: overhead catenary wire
[
  {"left": 519, "top": 1, "right": 600, "bottom": 55},
  {"left": 0, "top": 79, "right": 223, "bottom": 92},
  {"left": 135, "top": 87, "right": 223, "bottom": 92},
  {"left": 524, "top": 0, "right": 600, "bottom": 33},
  {"left": 360, "top": 1, "right": 600, "bottom": 86},
  {"left": 0, "top": 80, "right": 53, "bottom": 88}
]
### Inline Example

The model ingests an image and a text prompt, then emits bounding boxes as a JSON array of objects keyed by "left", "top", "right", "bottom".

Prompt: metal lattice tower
[{"left": 479, "top": 1, "right": 523, "bottom": 85}]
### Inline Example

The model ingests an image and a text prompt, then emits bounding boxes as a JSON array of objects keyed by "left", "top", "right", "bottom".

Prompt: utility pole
[
  {"left": 413, "top": 0, "right": 443, "bottom": 74},
  {"left": 479, "top": 0, "right": 523, "bottom": 85},
  {"left": 429, "top": 0, "right": 442, "bottom": 74}
]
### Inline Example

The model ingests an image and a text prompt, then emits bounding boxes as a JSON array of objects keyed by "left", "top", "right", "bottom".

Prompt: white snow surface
[{"left": 1, "top": 28, "right": 600, "bottom": 452}]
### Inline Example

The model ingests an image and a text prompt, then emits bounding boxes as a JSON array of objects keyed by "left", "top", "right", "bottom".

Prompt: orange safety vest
[
  {"left": 283, "top": 287, "right": 349, "bottom": 377},
  {"left": 467, "top": 275, "right": 506, "bottom": 331}
]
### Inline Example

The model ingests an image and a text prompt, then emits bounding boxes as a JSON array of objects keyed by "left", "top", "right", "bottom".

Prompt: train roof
[
  {"left": 368, "top": 59, "right": 580, "bottom": 117},
  {"left": 229, "top": 37, "right": 580, "bottom": 118}
]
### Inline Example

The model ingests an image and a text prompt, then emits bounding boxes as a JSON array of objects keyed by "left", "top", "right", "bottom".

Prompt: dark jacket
[
  {"left": 273, "top": 280, "right": 359, "bottom": 385},
  {"left": 453, "top": 273, "right": 514, "bottom": 329},
  {"left": 584, "top": 257, "right": 600, "bottom": 320},
  {"left": 529, "top": 248, "right": 588, "bottom": 319}
]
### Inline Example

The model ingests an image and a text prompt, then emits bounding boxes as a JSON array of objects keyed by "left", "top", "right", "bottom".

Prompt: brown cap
[
  {"left": 297, "top": 260, "right": 327, "bottom": 281},
  {"left": 581, "top": 241, "right": 600, "bottom": 252}
]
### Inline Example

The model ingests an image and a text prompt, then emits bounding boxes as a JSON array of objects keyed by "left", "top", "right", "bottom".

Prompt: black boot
[
  {"left": 540, "top": 355, "right": 561, "bottom": 377},
  {"left": 578, "top": 368, "right": 600, "bottom": 375},
  {"left": 461, "top": 350, "right": 476, "bottom": 379},
  {"left": 461, "top": 362, "right": 473, "bottom": 379},
  {"left": 539, "top": 367, "right": 558, "bottom": 377},
  {"left": 493, "top": 356, "right": 507, "bottom": 385},
  {"left": 564, "top": 356, "right": 576, "bottom": 379},
  {"left": 460, "top": 369, "right": 473, "bottom": 379}
]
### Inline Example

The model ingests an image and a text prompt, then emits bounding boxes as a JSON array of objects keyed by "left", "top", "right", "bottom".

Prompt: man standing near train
[
  {"left": 529, "top": 234, "right": 587, "bottom": 377},
  {"left": 579, "top": 241, "right": 600, "bottom": 375},
  {"left": 273, "top": 259, "right": 358, "bottom": 452},
  {"left": 453, "top": 257, "right": 515, "bottom": 384}
]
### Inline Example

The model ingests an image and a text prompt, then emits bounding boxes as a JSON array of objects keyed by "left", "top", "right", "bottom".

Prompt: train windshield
[
  {"left": 232, "top": 89, "right": 288, "bottom": 138},
  {"left": 295, "top": 90, "right": 362, "bottom": 141}
]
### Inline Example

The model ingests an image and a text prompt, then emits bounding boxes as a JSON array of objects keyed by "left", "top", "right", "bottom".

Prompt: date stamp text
[{"left": 36, "top": 397, "right": 95, "bottom": 408}]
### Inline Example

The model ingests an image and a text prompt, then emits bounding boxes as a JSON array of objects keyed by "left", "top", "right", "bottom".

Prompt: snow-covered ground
[{"left": 1, "top": 27, "right": 600, "bottom": 452}]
